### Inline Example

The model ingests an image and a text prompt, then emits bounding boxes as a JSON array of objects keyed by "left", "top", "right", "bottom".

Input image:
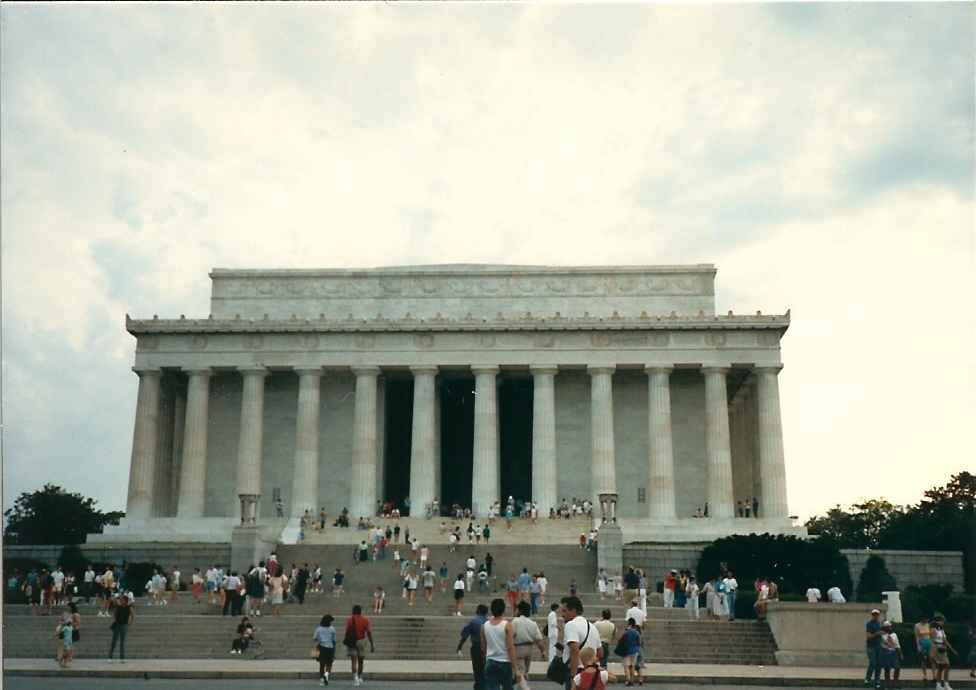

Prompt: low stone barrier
[{"left": 765, "top": 600, "right": 886, "bottom": 666}]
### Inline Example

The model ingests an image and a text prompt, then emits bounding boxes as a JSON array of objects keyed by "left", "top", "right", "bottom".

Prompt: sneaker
[
  {"left": 943, "top": 683, "right": 953, "bottom": 690},
  {"left": 319, "top": 680, "right": 325, "bottom": 687}
]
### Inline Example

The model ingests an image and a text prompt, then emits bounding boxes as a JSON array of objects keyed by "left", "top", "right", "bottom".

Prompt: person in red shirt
[
  {"left": 344, "top": 605, "right": 375, "bottom": 687},
  {"left": 663, "top": 571, "right": 677, "bottom": 608}
]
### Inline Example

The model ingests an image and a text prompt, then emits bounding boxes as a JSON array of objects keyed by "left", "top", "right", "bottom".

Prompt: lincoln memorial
[{"left": 95, "top": 264, "right": 802, "bottom": 544}]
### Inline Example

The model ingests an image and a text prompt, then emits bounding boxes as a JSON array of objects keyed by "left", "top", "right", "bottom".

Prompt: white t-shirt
[
  {"left": 806, "top": 587, "right": 822, "bottom": 603},
  {"left": 827, "top": 587, "right": 846, "bottom": 603},
  {"left": 454, "top": 580, "right": 465, "bottom": 592},
  {"left": 625, "top": 606, "right": 646, "bottom": 628},
  {"left": 84, "top": 569, "right": 95, "bottom": 583},
  {"left": 724, "top": 577, "right": 738, "bottom": 592},
  {"left": 573, "top": 669, "right": 609, "bottom": 688},
  {"left": 466, "top": 557, "right": 476, "bottom": 571},
  {"left": 562, "top": 616, "right": 600, "bottom": 664},
  {"left": 687, "top": 582, "right": 700, "bottom": 599},
  {"left": 538, "top": 576, "right": 548, "bottom": 592},
  {"left": 53, "top": 571, "right": 65, "bottom": 587}
]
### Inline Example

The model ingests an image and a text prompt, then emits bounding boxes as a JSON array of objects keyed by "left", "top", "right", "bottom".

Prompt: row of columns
[{"left": 125, "top": 364, "right": 790, "bottom": 523}]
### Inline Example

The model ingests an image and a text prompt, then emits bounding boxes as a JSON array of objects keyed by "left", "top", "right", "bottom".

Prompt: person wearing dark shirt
[
  {"left": 108, "top": 594, "right": 134, "bottom": 662},
  {"left": 865, "top": 608, "right": 883, "bottom": 688},
  {"left": 458, "top": 604, "right": 489, "bottom": 690}
]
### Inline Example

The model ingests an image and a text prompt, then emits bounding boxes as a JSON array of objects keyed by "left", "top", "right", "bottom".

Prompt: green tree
[
  {"left": 806, "top": 499, "right": 905, "bottom": 548},
  {"left": 856, "top": 554, "right": 897, "bottom": 602},
  {"left": 697, "top": 533, "right": 852, "bottom": 596},
  {"left": 3, "top": 484, "right": 124, "bottom": 545}
]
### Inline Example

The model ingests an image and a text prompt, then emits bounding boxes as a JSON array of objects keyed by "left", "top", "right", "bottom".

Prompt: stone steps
[
  {"left": 3, "top": 613, "right": 778, "bottom": 665},
  {"left": 296, "top": 516, "right": 595, "bottom": 546}
]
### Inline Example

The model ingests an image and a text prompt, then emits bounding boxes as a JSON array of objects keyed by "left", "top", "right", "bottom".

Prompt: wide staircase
[
  {"left": 296, "top": 516, "right": 593, "bottom": 546},
  {"left": 3, "top": 594, "right": 777, "bottom": 665},
  {"left": 3, "top": 525, "right": 778, "bottom": 665}
]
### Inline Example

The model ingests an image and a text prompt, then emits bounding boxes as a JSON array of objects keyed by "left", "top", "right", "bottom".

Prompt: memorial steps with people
[
  {"left": 294, "top": 515, "right": 594, "bottom": 546},
  {"left": 2, "top": 598, "right": 779, "bottom": 665}
]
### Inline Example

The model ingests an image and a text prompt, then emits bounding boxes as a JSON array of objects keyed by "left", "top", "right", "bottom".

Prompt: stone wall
[
  {"left": 3, "top": 543, "right": 231, "bottom": 574},
  {"left": 842, "top": 549, "right": 965, "bottom": 591},
  {"left": 621, "top": 544, "right": 966, "bottom": 591},
  {"left": 766, "top": 601, "right": 887, "bottom": 666}
]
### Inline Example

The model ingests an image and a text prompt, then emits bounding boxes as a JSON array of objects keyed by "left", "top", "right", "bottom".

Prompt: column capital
[
  {"left": 645, "top": 365, "right": 674, "bottom": 376},
  {"left": 238, "top": 365, "right": 269, "bottom": 377},
  {"left": 470, "top": 365, "right": 500, "bottom": 376},
  {"left": 754, "top": 365, "right": 784, "bottom": 376},
  {"left": 132, "top": 366, "right": 163, "bottom": 376},
  {"left": 409, "top": 365, "right": 439, "bottom": 376},
  {"left": 586, "top": 365, "right": 616, "bottom": 376},
  {"left": 294, "top": 366, "right": 323, "bottom": 378},
  {"left": 702, "top": 366, "right": 730, "bottom": 376},
  {"left": 182, "top": 367, "right": 212, "bottom": 377},
  {"left": 351, "top": 365, "right": 381, "bottom": 377},
  {"left": 529, "top": 365, "right": 559, "bottom": 376}
]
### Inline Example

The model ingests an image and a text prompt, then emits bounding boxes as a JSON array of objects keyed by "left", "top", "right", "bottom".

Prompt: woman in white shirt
[{"left": 453, "top": 574, "right": 466, "bottom": 617}]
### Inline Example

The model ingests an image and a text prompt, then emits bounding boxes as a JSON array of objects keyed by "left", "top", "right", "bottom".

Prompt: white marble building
[{"left": 97, "top": 264, "right": 803, "bottom": 543}]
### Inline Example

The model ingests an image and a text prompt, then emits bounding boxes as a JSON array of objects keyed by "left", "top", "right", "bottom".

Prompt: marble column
[
  {"left": 646, "top": 366, "right": 677, "bottom": 520},
  {"left": 350, "top": 366, "right": 380, "bottom": 519},
  {"left": 756, "top": 366, "right": 789, "bottom": 518},
  {"left": 409, "top": 366, "right": 438, "bottom": 516},
  {"left": 471, "top": 366, "right": 500, "bottom": 516},
  {"left": 588, "top": 366, "right": 616, "bottom": 506},
  {"left": 177, "top": 368, "right": 211, "bottom": 518},
  {"left": 170, "top": 388, "right": 186, "bottom": 516},
  {"left": 153, "top": 379, "right": 175, "bottom": 517},
  {"left": 703, "top": 367, "right": 735, "bottom": 519},
  {"left": 530, "top": 366, "right": 558, "bottom": 515},
  {"left": 291, "top": 368, "right": 322, "bottom": 518},
  {"left": 125, "top": 367, "right": 162, "bottom": 520},
  {"left": 375, "top": 376, "right": 386, "bottom": 505},
  {"left": 235, "top": 367, "right": 268, "bottom": 524}
]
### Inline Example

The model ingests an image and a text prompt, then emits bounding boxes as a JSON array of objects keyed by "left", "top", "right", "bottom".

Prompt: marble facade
[{"left": 95, "top": 265, "right": 802, "bottom": 544}]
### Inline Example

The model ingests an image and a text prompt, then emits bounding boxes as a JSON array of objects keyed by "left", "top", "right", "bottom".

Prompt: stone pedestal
[
  {"left": 597, "top": 523, "right": 624, "bottom": 583},
  {"left": 231, "top": 525, "right": 277, "bottom": 574}
]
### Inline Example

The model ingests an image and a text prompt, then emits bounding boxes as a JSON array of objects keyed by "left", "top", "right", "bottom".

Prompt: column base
[{"left": 88, "top": 517, "right": 290, "bottom": 544}]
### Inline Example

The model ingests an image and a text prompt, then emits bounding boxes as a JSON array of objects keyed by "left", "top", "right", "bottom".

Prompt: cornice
[{"left": 126, "top": 310, "right": 790, "bottom": 336}]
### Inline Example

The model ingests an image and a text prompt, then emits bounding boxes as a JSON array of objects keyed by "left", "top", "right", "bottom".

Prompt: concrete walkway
[{"left": 6, "top": 659, "right": 976, "bottom": 687}]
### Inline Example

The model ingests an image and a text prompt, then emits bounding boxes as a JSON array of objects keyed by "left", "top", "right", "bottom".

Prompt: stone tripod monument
[{"left": 94, "top": 264, "right": 802, "bottom": 545}]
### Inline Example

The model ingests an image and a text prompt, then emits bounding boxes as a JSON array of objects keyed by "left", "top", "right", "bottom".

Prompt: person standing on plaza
[
  {"left": 880, "top": 620, "right": 903, "bottom": 689},
  {"left": 512, "top": 600, "right": 546, "bottom": 689},
  {"left": 344, "top": 604, "right": 375, "bottom": 688},
  {"left": 915, "top": 614, "right": 933, "bottom": 683},
  {"left": 107, "top": 592, "right": 133, "bottom": 663},
  {"left": 931, "top": 614, "right": 957, "bottom": 690},
  {"left": 865, "top": 608, "right": 884, "bottom": 689},
  {"left": 481, "top": 597, "right": 522, "bottom": 690},
  {"left": 624, "top": 598, "right": 647, "bottom": 680},
  {"left": 617, "top": 617, "right": 643, "bottom": 687},
  {"left": 560, "top": 596, "right": 601, "bottom": 690},
  {"left": 312, "top": 614, "right": 337, "bottom": 686},
  {"left": 458, "top": 603, "right": 489, "bottom": 690},
  {"left": 170, "top": 565, "right": 181, "bottom": 603},
  {"left": 82, "top": 564, "right": 96, "bottom": 605},
  {"left": 593, "top": 609, "right": 616, "bottom": 670},
  {"left": 623, "top": 567, "right": 640, "bottom": 606}
]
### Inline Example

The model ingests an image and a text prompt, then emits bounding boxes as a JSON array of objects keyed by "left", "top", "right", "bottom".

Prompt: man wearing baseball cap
[{"left": 865, "top": 608, "right": 883, "bottom": 688}]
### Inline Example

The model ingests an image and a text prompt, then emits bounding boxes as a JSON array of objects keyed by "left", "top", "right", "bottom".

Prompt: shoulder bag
[{"left": 547, "top": 620, "right": 591, "bottom": 685}]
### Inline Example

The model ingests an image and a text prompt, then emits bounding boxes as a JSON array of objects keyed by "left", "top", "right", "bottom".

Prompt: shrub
[
  {"left": 856, "top": 554, "right": 897, "bottom": 602},
  {"left": 697, "top": 533, "right": 852, "bottom": 596},
  {"left": 121, "top": 562, "right": 164, "bottom": 597},
  {"left": 901, "top": 584, "right": 955, "bottom": 623},
  {"left": 58, "top": 545, "right": 89, "bottom": 578},
  {"left": 942, "top": 594, "right": 976, "bottom": 623}
]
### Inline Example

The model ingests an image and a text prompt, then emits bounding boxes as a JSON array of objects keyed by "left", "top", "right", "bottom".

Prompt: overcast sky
[{"left": 2, "top": 3, "right": 973, "bottom": 522}]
